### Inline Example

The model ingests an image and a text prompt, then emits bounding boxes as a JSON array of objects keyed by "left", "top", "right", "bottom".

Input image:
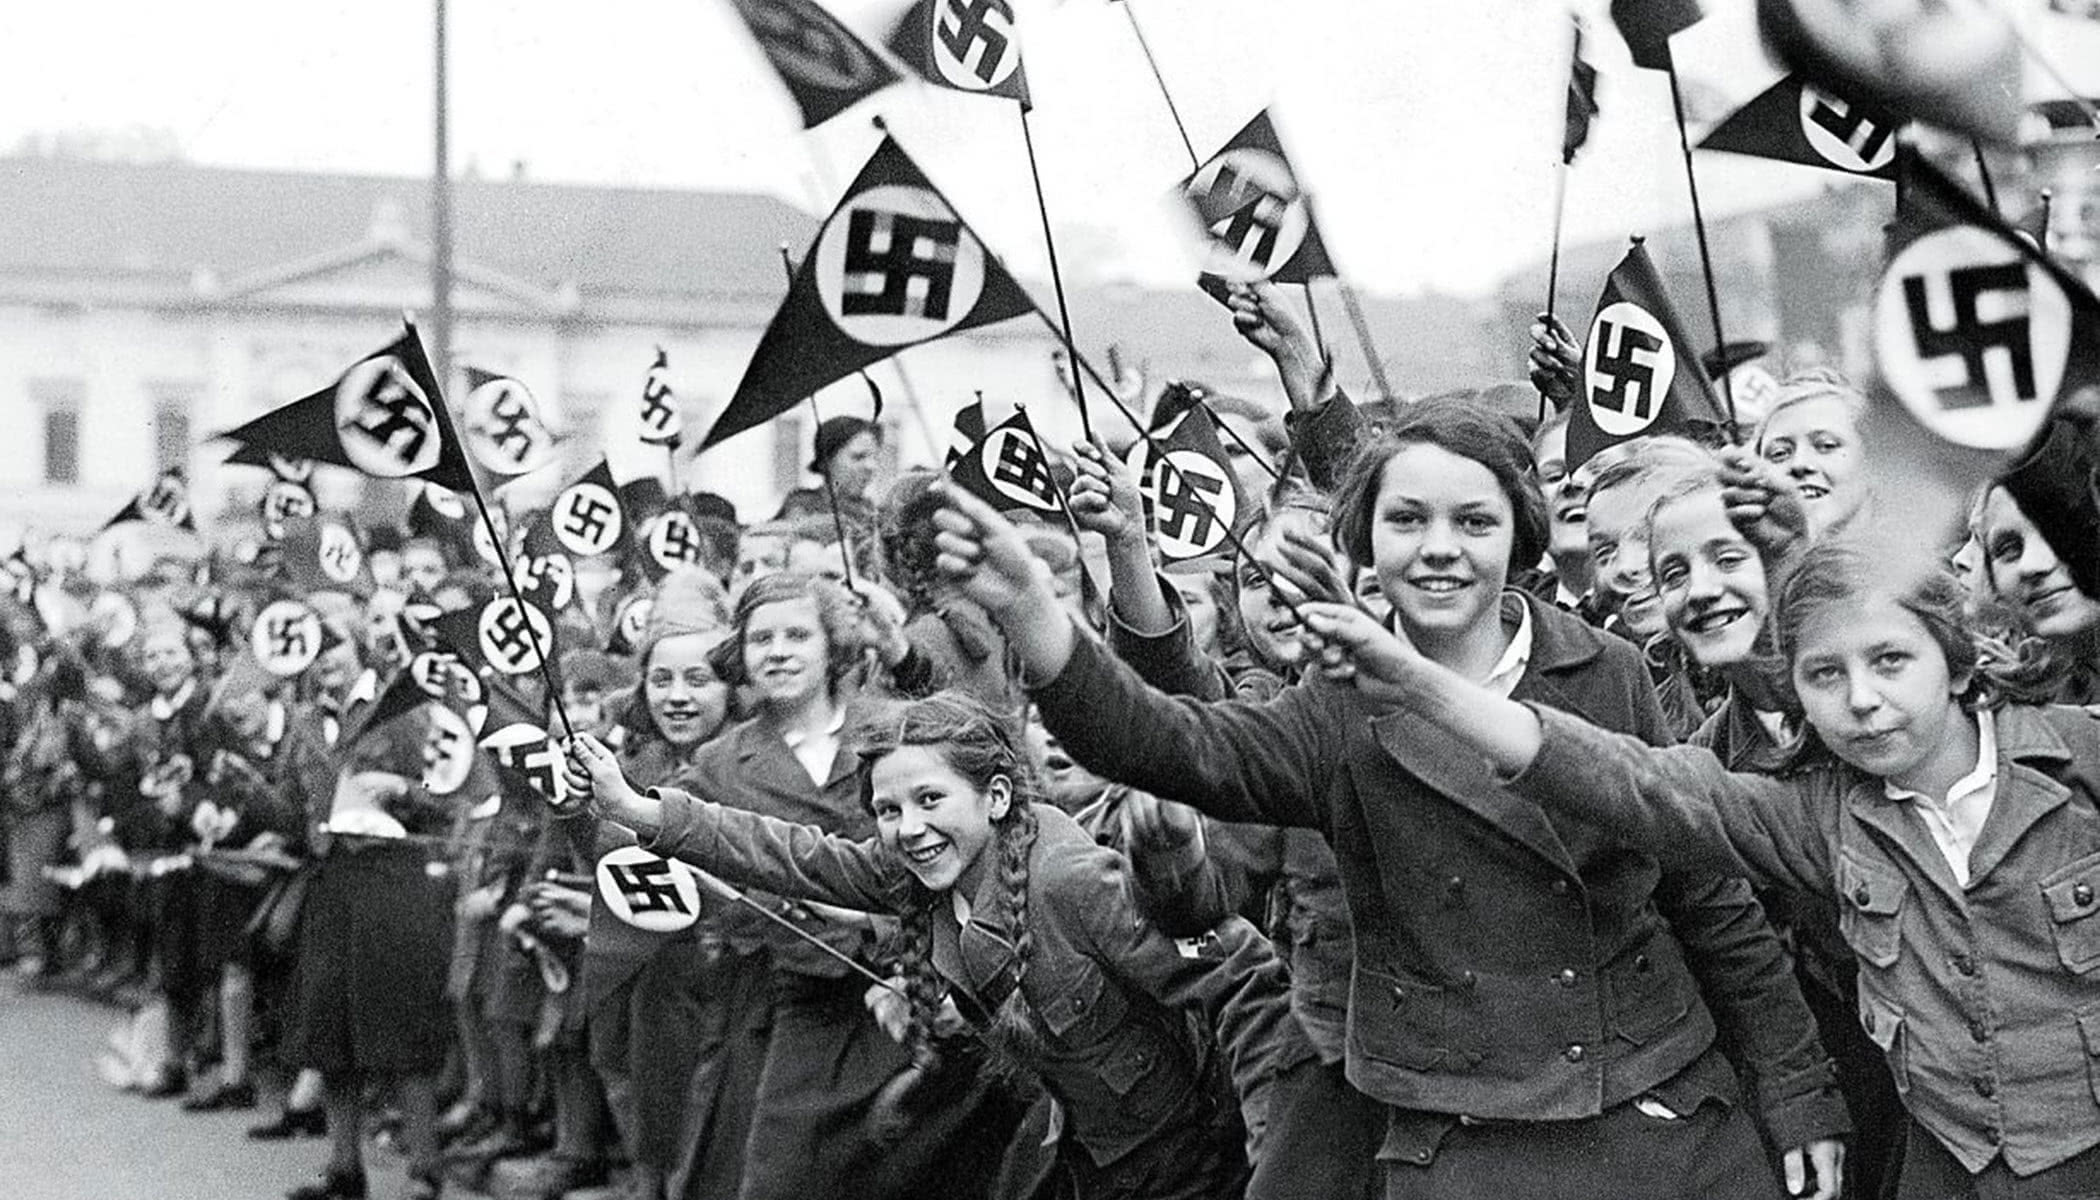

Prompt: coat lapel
[
  {"left": 1968, "top": 708, "right": 2073, "bottom": 886},
  {"left": 1369, "top": 705, "right": 1578, "bottom": 877}
]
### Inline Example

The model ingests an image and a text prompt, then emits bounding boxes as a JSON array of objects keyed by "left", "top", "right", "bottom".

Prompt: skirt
[{"left": 285, "top": 842, "right": 452, "bottom": 1076}]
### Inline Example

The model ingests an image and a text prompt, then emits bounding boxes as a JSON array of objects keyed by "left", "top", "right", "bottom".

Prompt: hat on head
[{"left": 811, "top": 416, "right": 881, "bottom": 475}]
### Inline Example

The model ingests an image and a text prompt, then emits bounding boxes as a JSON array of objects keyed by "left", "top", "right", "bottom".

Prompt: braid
[
  {"left": 894, "top": 897, "right": 945, "bottom": 1072},
  {"left": 985, "top": 801, "right": 1042, "bottom": 1057}
]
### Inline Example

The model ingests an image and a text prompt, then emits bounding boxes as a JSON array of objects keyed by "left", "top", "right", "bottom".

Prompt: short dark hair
[{"left": 1331, "top": 397, "right": 1549, "bottom": 575}]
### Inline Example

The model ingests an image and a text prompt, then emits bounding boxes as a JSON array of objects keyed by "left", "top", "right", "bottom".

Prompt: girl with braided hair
[{"left": 566, "top": 690, "right": 1303, "bottom": 1200}]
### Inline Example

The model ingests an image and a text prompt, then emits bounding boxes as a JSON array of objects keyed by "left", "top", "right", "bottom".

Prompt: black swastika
[
  {"left": 1154, "top": 466, "right": 1225, "bottom": 547},
  {"left": 347, "top": 370, "right": 431, "bottom": 464},
  {"left": 144, "top": 479, "right": 185, "bottom": 521},
  {"left": 319, "top": 538, "right": 358, "bottom": 577},
  {"left": 560, "top": 495, "right": 616, "bottom": 546},
  {"left": 1808, "top": 97, "right": 1894, "bottom": 164},
  {"left": 841, "top": 210, "right": 962, "bottom": 321},
  {"left": 1589, "top": 321, "right": 1665, "bottom": 419},
  {"left": 486, "top": 389, "right": 536, "bottom": 459},
  {"left": 1901, "top": 263, "right": 2036, "bottom": 411},
  {"left": 655, "top": 518, "right": 702, "bottom": 565},
  {"left": 608, "top": 860, "right": 692, "bottom": 916},
  {"left": 991, "top": 434, "right": 1054, "bottom": 502},
  {"left": 641, "top": 374, "right": 676, "bottom": 435},
  {"left": 501, "top": 742, "right": 561, "bottom": 799},
  {"left": 485, "top": 603, "right": 545, "bottom": 668},
  {"left": 939, "top": 0, "right": 1010, "bottom": 82},
  {"left": 265, "top": 618, "right": 311, "bottom": 661}
]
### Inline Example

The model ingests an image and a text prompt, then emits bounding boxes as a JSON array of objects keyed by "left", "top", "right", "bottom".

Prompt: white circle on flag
[
  {"left": 615, "top": 595, "right": 654, "bottom": 652},
  {"left": 1797, "top": 86, "right": 1897, "bottom": 174},
  {"left": 261, "top": 481, "right": 317, "bottom": 541},
  {"left": 1874, "top": 226, "right": 2069, "bottom": 451},
  {"left": 1184, "top": 148, "right": 1311, "bottom": 283},
  {"left": 1146, "top": 451, "right": 1237, "bottom": 560},
  {"left": 422, "top": 702, "right": 475, "bottom": 797},
  {"left": 648, "top": 510, "right": 707, "bottom": 572},
  {"left": 978, "top": 426, "right": 1061, "bottom": 513},
  {"left": 516, "top": 553, "right": 577, "bottom": 613},
  {"left": 268, "top": 455, "right": 314, "bottom": 484},
  {"left": 932, "top": 0, "right": 1021, "bottom": 91},
  {"left": 251, "top": 599, "right": 323, "bottom": 677},
  {"left": 422, "top": 484, "right": 467, "bottom": 522},
  {"left": 735, "top": 0, "right": 888, "bottom": 89},
  {"left": 334, "top": 355, "right": 441, "bottom": 478},
  {"left": 409, "top": 649, "right": 482, "bottom": 705},
  {"left": 1583, "top": 301, "right": 1677, "bottom": 438},
  {"left": 317, "top": 521, "right": 365, "bottom": 586},
  {"left": 473, "top": 511, "right": 506, "bottom": 569},
  {"left": 465, "top": 374, "right": 556, "bottom": 475},
  {"left": 478, "top": 597, "right": 553, "bottom": 676},
  {"left": 595, "top": 846, "right": 703, "bottom": 933},
  {"left": 814, "top": 184, "right": 987, "bottom": 347},
  {"left": 552, "top": 483, "right": 624, "bottom": 558},
  {"left": 482, "top": 721, "right": 568, "bottom": 805}
]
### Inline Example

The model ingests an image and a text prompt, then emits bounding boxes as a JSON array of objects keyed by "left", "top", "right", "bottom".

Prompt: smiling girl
[
  {"left": 565, "top": 690, "right": 1301, "bottom": 1200},
  {"left": 1755, "top": 373, "right": 1869, "bottom": 539},
  {"left": 1293, "top": 541, "right": 2100, "bottom": 1199},
  {"left": 1969, "top": 484, "right": 2100, "bottom": 703}
]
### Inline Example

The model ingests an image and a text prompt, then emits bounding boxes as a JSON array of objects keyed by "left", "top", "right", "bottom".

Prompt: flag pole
[
  {"left": 1664, "top": 58, "right": 1737, "bottom": 436},
  {"left": 1120, "top": 1, "right": 1201, "bottom": 167},
  {"left": 1298, "top": 282, "right": 1330, "bottom": 369},
  {"left": 1542, "top": 159, "right": 1570, "bottom": 422},
  {"left": 2038, "top": 189, "right": 2054, "bottom": 251},
  {"left": 1971, "top": 140, "right": 2000, "bottom": 215},
  {"left": 1014, "top": 401, "right": 1108, "bottom": 630},
  {"left": 777, "top": 246, "right": 861, "bottom": 591},
  {"left": 1011, "top": 107, "right": 1096, "bottom": 442},
  {"left": 1337, "top": 282, "right": 1395, "bottom": 402}
]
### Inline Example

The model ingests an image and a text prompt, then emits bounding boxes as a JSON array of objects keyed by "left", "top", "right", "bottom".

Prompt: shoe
[
  {"left": 183, "top": 1080, "right": 259, "bottom": 1112},
  {"left": 249, "top": 1107, "right": 329, "bottom": 1140},
  {"left": 287, "top": 1168, "right": 367, "bottom": 1200}
]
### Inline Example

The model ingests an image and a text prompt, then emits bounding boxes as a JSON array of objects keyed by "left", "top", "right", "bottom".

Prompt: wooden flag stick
[
  {"left": 1337, "top": 282, "right": 1395, "bottom": 402},
  {"left": 1663, "top": 61, "right": 1737, "bottom": 436},
  {"left": 1016, "top": 106, "right": 1095, "bottom": 442},
  {"left": 1971, "top": 140, "right": 2001, "bottom": 215},
  {"left": 1120, "top": 1, "right": 1201, "bottom": 169},
  {"left": 2039, "top": 189, "right": 2054, "bottom": 251},
  {"left": 777, "top": 246, "right": 861, "bottom": 592},
  {"left": 1542, "top": 159, "right": 1571, "bottom": 422},
  {"left": 1299, "top": 281, "right": 1330, "bottom": 369}
]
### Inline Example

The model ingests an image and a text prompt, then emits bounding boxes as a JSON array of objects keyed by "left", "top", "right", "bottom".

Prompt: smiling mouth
[
  {"left": 1410, "top": 577, "right": 1469, "bottom": 595},
  {"left": 1847, "top": 728, "right": 1902, "bottom": 750},
  {"left": 901, "top": 841, "right": 947, "bottom": 867},
  {"left": 1556, "top": 504, "right": 1587, "bottom": 524},
  {"left": 1797, "top": 484, "right": 1829, "bottom": 501},
  {"left": 1684, "top": 605, "right": 1749, "bottom": 635}
]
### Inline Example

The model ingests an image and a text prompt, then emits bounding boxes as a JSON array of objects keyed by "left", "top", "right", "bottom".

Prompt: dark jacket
[
  {"left": 1033, "top": 595, "right": 1842, "bottom": 1149},
  {"left": 1515, "top": 701, "right": 2100, "bottom": 1176}
]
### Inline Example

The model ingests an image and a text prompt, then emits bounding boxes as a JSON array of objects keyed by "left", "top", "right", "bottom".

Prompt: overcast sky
[{"left": 0, "top": 0, "right": 1915, "bottom": 296}]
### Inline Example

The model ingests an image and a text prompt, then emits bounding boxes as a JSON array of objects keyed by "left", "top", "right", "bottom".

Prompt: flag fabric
[
  {"left": 335, "top": 666, "right": 430, "bottom": 761},
  {"left": 1567, "top": 240, "right": 1728, "bottom": 466},
  {"left": 102, "top": 467, "right": 197, "bottom": 533},
  {"left": 1129, "top": 402, "right": 1254, "bottom": 563},
  {"left": 637, "top": 349, "right": 684, "bottom": 449},
  {"left": 276, "top": 512, "right": 377, "bottom": 598},
  {"left": 531, "top": 460, "right": 632, "bottom": 561},
  {"left": 633, "top": 501, "right": 714, "bottom": 583},
  {"left": 1563, "top": 19, "right": 1601, "bottom": 164},
  {"left": 947, "top": 406, "right": 1065, "bottom": 517},
  {"left": 461, "top": 367, "right": 558, "bottom": 477},
  {"left": 944, "top": 394, "right": 1019, "bottom": 469},
  {"left": 886, "top": 0, "right": 1031, "bottom": 108},
  {"left": 432, "top": 591, "right": 560, "bottom": 684},
  {"left": 702, "top": 136, "right": 1036, "bottom": 450},
  {"left": 258, "top": 477, "right": 318, "bottom": 542},
  {"left": 247, "top": 597, "right": 328, "bottom": 678},
  {"left": 1756, "top": 0, "right": 2021, "bottom": 145},
  {"left": 475, "top": 679, "right": 571, "bottom": 805},
  {"left": 1178, "top": 111, "right": 1336, "bottom": 296},
  {"left": 219, "top": 324, "right": 478, "bottom": 496},
  {"left": 1699, "top": 73, "right": 1901, "bottom": 179},
  {"left": 725, "top": 0, "right": 900, "bottom": 129},
  {"left": 1612, "top": 0, "right": 1702, "bottom": 70},
  {"left": 406, "top": 482, "right": 494, "bottom": 570}
]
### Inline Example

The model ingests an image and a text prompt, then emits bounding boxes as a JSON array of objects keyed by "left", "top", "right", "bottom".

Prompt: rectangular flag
[
  {"left": 1179, "top": 110, "right": 1336, "bottom": 299},
  {"left": 886, "top": 0, "right": 1031, "bottom": 107},
  {"left": 1563, "top": 19, "right": 1601, "bottom": 164},
  {"left": 102, "top": 467, "right": 196, "bottom": 533},
  {"left": 1567, "top": 239, "right": 1727, "bottom": 466},
  {"left": 725, "top": 0, "right": 900, "bottom": 128},
  {"left": 947, "top": 406, "right": 1066, "bottom": 517},
  {"left": 701, "top": 136, "right": 1036, "bottom": 450},
  {"left": 1699, "top": 74, "right": 1900, "bottom": 179}
]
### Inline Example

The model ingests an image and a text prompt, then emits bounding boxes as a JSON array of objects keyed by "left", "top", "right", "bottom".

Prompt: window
[
  {"left": 31, "top": 378, "right": 84, "bottom": 485},
  {"left": 773, "top": 414, "right": 810, "bottom": 497}
]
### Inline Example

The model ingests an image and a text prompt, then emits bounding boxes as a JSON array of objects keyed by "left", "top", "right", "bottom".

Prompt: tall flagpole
[
  {"left": 430, "top": 0, "right": 454, "bottom": 397},
  {"left": 1664, "top": 58, "right": 1737, "bottom": 434},
  {"left": 1013, "top": 107, "right": 1095, "bottom": 442},
  {"left": 1541, "top": 162, "right": 1569, "bottom": 422},
  {"left": 1971, "top": 140, "right": 2001, "bottom": 215}
]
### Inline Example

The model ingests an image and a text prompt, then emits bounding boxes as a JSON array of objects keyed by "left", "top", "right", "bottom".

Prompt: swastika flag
[
  {"left": 217, "top": 324, "right": 478, "bottom": 496},
  {"left": 462, "top": 367, "right": 558, "bottom": 477},
  {"left": 1698, "top": 74, "right": 1900, "bottom": 180},
  {"left": 886, "top": 0, "right": 1032, "bottom": 108},
  {"left": 1758, "top": 0, "right": 2021, "bottom": 145},
  {"left": 703, "top": 137, "right": 1035, "bottom": 450},
  {"left": 726, "top": 0, "right": 900, "bottom": 129},
  {"left": 529, "top": 460, "right": 632, "bottom": 561},
  {"left": 1178, "top": 111, "right": 1335, "bottom": 295},
  {"left": 277, "top": 512, "right": 377, "bottom": 599},
  {"left": 102, "top": 467, "right": 197, "bottom": 533},
  {"left": 947, "top": 405, "right": 1065, "bottom": 516},
  {"left": 1567, "top": 240, "right": 1726, "bottom": 467},
  {"left": 1128, "top": 401, "right": 1253, "bottom": 563}
]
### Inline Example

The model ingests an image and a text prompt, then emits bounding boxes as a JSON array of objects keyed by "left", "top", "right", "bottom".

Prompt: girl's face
[
  {"left": 1170, "top": 573, "right": 1221, "bottom": 657},
  {"left": 1759, "top": 395, "right": 1864, "bottom": 535},
  {"left": 1369, "top": 444, "right": 1515, "bottom": 643},
  {"left": 646, "top": 632, "right": 730, "bottom": 747},
  {"left": 1978, "top": 487, "right": 2100, "bottom": 642},
  {"left": 827, "top": 431, "right": 883, "bottom": 499},
  {"left": 1532, "top": 422, "right": 1590, "bottom": 567},
  {"left": 869, "top": 743, "right": 1010, "bottom": 894},
  {"left": 1790, "top": 593, "right": 1966, "bottom": 785},
  {"left": 1651, "top": 490, "right": 1769, "bottom": 668},
  {"left": 1236, "top": 515, "right": 1318, "bottom": 672},
  {"left": 141, "top": 631, "right": 195, "bottom": 695},
  {"left": 743, "top": 596, "right": 829, "bottom": 710},
  {"left": 1587, "top": 482, "right": 1668, "bottom": 640}
]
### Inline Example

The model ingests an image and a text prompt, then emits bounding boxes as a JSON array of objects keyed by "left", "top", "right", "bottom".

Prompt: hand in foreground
[
  {"left": 1068, "top": 437, "right": 1148, "bottom": 545},
  {"left": 1226, "top": 282, "right": 1327, "bottom": 411},
  {"left": 1783, "top": 1139, "right": 1845, "bottom": 1200},
  {"left": 1295, "top": 602, "right": 1430, "bottom": 706},
  {"left": 849, "top": 579, "right": 912, "bottom": 668},
  {"left": 1716, "top": 447, "right": 1809, "bottom": 560},
  {"left": 1272, "top": 526, "right": 1362, "bottom": 611},
  {"left": 1528, "top": 312, "right": 1580, "bottom": 409},
  {"left": 565, "top": 733, "right": 641, "bottom": 822},
  {"left": 931, "top": 484, "right": 1060, "bottom": 621}
]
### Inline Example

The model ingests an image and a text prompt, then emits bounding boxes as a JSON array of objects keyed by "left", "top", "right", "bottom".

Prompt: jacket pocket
[
  {"left": 1037, "top": 960, "right": 1130, "bottom": 1049},
  {"left": 1352, "top": 964, "right": 1451, "bottom": 1072},
  {"left": 1837, "top": 853, "right": 1908, "bottom": 970},
  {"left": 2078, "top": 1005, "right": 2100, "bottom": 1107},
  {"left": 2040, "top": 851, "right": 2100, "bottom": 974},
  {"left": 1857, "top": 991, "right": 1908, "bottom": 1101},
  {"left": 1604, "top": 942, "right": 1695, "bottom": 1047}
]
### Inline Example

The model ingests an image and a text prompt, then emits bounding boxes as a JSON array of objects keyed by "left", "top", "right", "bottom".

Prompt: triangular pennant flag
[
  {"left": 947, "top": 406, "right": 1066, "bottom": 517},
  {"left": 1699, "top": 74, "right": 1901, "bottom": 179},
  {"left": 633, "top": 503, "right": 712, "bottom": 583},
  {"left": 886, "top": 0, "right": 1031, "bottom": 108},
  {"left": 1130, "top": 405, "right": 1253, "bottom": 563},
  {"left": 725, "top": 0, "right": 900, "bottom": 129},
  {"left": 1612, "top": 0, "right": 1702, "bottom": 71},
  {"left": 475, "top": 679, "right": 570, "bottom": 806},
  {"left": 247, "top": 597, "right": 327, "bottom": 678},
  {"left": 1178, "top": 110, "right": 1336, "bottom": 292},
  {"left": 431, "top": 591, "right": 560, "bottom": 683},
  {"left": 1757, "top": 0, "right": 2021, "bottom": 145},
  {"left": 530, "top": 460, "right": 632, "bottom": 561},
  {"left": 462, "top": 367, "right": 558, "bottom": 477},
  {"left": 406, "top": 482, "right": 485, "bottom": 570},
  {"left": 258, "top": 477, "right": 319, "bottom": 542},
  {"left": 220, "top": 324, "right": 478, "bottom": 495},
  {"left": 618, "top": 474, "right": 672, "bottom": 528},
  {"left": 101, "top": 467, "right": 196, "bottom": 533},
  {"left": 1563, "top": 19, "right": 1602, "bottom": 164},
  {"left": 277, "top": 512, "right": 377, "bottom": 598},
  {"left": 702, "top": 137, "right": 1035, "bottom": 450},
  {"left": 1567, "top": 240, "right": 1727, "bottom": 467},
  {"left": 335, "top": 666, "right": 429, "bottom": 760},
  {"left": 637, "top": 348, "right": 684, "bottom": 449}
]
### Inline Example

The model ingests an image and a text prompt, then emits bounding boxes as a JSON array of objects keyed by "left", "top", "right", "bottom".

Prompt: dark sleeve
[
  {"left": 886, "top": 642, "right": 940, "bottom": 699},
  {"left": 1654, "top": 872, "right": 1850, "bottom": 1152},
  {"left": 1032, "top": 629, "right": 1338, "bottom": 830},
  {"left": 1106, "top": 575, "right": 1234, "bottom": 703},
  {"left": 1125, "top": 817, "right": 1286, "bottom": 937},
  {"left": 1281, "top": 388, "right": 1366, "bottom": 492},
  {"left": 641, "top": 785, "right": 895, "bottom": 912}
]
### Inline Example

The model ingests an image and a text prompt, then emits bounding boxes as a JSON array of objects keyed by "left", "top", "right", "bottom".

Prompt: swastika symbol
[
  {"left": 497, "top": 737, "right": 563, "bottom": 800},
  {"left": 143, "top": 478, "right": 186, "bottom": 523},
  {"left": 841, "top": 210, "right": 961, "bottom": 321},
  {"left": 563, "top": 497, "right": 613, "bottom": 544},
  {"left": 265, "top": 617, "right": 311, "bottom": 661},
  {"left": 640, "top": 362, "right": 679, "bottom": 445},
  {"left": 1589, "top": 320, "right": 1664, "bottom": 420},
  {"left": 746, "top": 0, "right": 878, "bottom": 88},
  {"left": 1205, "top": 164, "right": 1289, "bottom": 270},
  {"left": 344, "top": 361, "right": 432, "bottom": 468},
  {"left": 1154, "top": 465, "right": 1225, "bottom": 547},
  {"left": 607, "top": 860, "right": 692, "bottom": 915},
  {"left": 991, "top": 431, "right": 1053, "bottom": 500},
  {"left": 556, "top": 486, "right": 621, "bottom": 557},
  {"left": 938, "top": 0, "right": 1011, "bottom": 83},
  {"left": 1808, "top": 98, "right": 1893, "bottom": 166},
  {"left": 652, "top": 513, "right": 705, "bottom": 568},
  {"left": 483, "top": 387, "right": 537, "bottom": 462},
  {"left": 480, "top": 599, "right": 550, "bottom": 674},
  {"left": 1900, "top": 263, "right": 2036, "bottom": 412}
]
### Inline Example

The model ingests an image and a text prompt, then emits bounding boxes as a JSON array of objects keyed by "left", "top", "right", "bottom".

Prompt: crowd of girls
[{"left": 8, "top": 273, "right": 2100, "bottom": 1200}]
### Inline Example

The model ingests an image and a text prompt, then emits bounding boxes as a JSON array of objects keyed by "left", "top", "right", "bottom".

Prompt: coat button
[
  {"left": 1951, "top": 953, "right": 1976, "bottom": 977},
  {"left": 1068, "top": 996, "right": 1085, "bottom": 1013},
  {"left": 1391, "top": 985, "right": 1407, "bottom": 1008},
  {"left": 1968, "top": 1019, "right": 1989, "bottom": 1044},
  {"left": 1634, "top": 954, "right": 1651, "bottom": 973},
  {"left": 1852, "top": 885, "right": 1871, "bottom": 907},
  {"left": 1564, "top": 1044, "right": 1586, "bottom": 1063},
  {"left": 1458, "top": 970, "right": 1478, "bottom": 990},
  {"left": 1973, "top": 1077, "right": 1997, "bottom": 1100},
  {"left": 1862, "top": 1009, "right": 1876, "bottom": 1035},
  {"left": 1557, "top": 969, "right": 1578, "bottom": 988},
  {"left": 1412, "top": 1149, "right": 1431, "bottom": 1164},
  {"left": 1550, "top": 879, "right": 1570, "bottom": 896},
  {"left": 2076, "top": 882, "right": 2095, "bottom": 908}
]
